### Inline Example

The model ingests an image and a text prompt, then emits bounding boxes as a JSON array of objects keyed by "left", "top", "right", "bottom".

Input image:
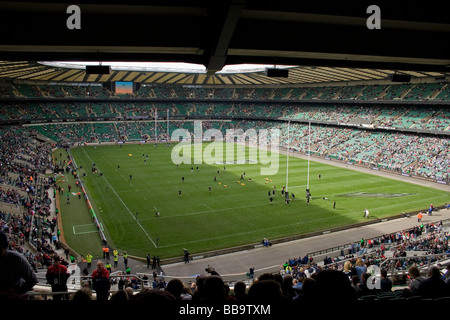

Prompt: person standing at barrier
[
  {"left": 92, "top": 260, "right": 110, "bottom": 301},
  {"left": 114, "top": 250, "right": 119, "bottom": 268},
  {"left": 85, "top": 253, "right": 93, "bottom": 269},
  {"left": 123, "top": 251, "right": 128, "bottom": 268},
  {"left": 105, "top": 261, "right": 112, "bottom": 274},
  {"left": 46, "top": 256, "right": 70, "bottom": 300},
  {"left": 105, "top": 246, "right": 110, "bottom": 260}
]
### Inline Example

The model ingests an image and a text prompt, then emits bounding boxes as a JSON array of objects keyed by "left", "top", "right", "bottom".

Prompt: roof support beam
[{"left": 206, "top": 0, "right": 244, "bottom": 75}]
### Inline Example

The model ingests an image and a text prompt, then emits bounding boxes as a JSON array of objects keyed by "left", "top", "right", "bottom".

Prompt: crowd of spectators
[
  {"left": 68, "top": 263, "right": 450, "bottom": 304},
  {"left": 3, "top": 217, "right": 449, "bottom": 303},
  {"left": 275, "top": 221, "right": 450, "bottom": 301},
  {"left": 1, "top": 114, "right": 445, "bottom": 181},
  {"left": 39, "top": 219, "right": 444, "bottom": 304},
  {"left": 1, "top": 82, "right": 448, "bottom": 102},
  {"left": 0, "top": 128, "right": 64, "bottom": 281},
  {"left": 232, "top": 120, "right": 448, "bottom": 181},
  {"left": 4, "top": 102, "right": 448, "bottom": 135},
  {"left": 1, "top": 83, "right": 449, "bottom": 130}
]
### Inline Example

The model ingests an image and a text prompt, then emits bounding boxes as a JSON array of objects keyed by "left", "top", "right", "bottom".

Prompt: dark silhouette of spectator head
[
  {"left": 314, "top": 270, "right": 357, "bottom": 302},
  {"left": 301, "top": 277, "right": 317, "bottom": 296},
  {"left": 132, "top": 288, "right": 176, "bottom": 302},
  {"left": 0, "top": 231, "right": 8, "bottom": 250},
  {"left": 293, "top": 277, "right": 317, "bottom": 303},
  {"left": 71, "top": 287, "right": 93, "bottom": 302},
  {"left": 417, "top": 265, "right": 448, "bottom": 299},
  {"left": 203, "top": 275, "right": 225, "bottom": 302},
  {"left": 192, "top": 275, "right": 207, "bottom": 301},
  {"left": 233, "top": 281, "right": 247, "bottom": 301},
  {"left": 408, "top": 266, "right": 421, "bottom": 279},
  {"left": 166, "top": 278, "right": 184, "bottom": 300},
  {"left": 257, "top": 273, "right": 275, "bottom": 281},
  {"left": 110, "top": 289, "right": 129, "bottom": 301},
  {"left": 248, "top": 280, "right": 283, "bottom": 303},
  {"left": 273, "top": 273, "right": 283, "bottom": 286},
  {"left": 282, "top": 274, "right": 295, "bottom": 300},
  {"left": 418, "top": 266, "right": 449, "bottom": 299},
  {"left": 427, "top": 265, "right": 442, "bottom": 279}
]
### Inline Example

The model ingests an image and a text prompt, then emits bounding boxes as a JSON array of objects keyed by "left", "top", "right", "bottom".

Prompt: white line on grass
[
  {"left": 138, "top": 202, "right": 267, "bottom": 221},
  {"left": 202, "top": 204, "right": 215, "bottom": 211},
  {"left": 156, "top": 194, "right": 446, "bottom": 249},
  {"left": 73, "top": 224, "right": 99, "bottom": 235},
  {"left": 81, "top": 148, "right": 158, "bottom": 248}
]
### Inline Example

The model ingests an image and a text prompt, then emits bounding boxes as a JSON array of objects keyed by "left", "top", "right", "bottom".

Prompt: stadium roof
[
  {"left": 0, "top": 1, "right": 449, "bottom": 85},
  {"left": 0, "top": 60, "right": 448, "bottom": 85}
]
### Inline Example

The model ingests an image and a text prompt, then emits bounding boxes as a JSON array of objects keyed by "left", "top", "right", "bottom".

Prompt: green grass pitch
[{"left": 56, "top": 142, "right": 449, "bottom": 259}]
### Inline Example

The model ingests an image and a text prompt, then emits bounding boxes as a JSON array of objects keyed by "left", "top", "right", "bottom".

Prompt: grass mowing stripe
[
  {"left": 139, "top": 202, "right": 269, "bottom": 220},
  {"left": 156, "top": 193, "right": 446, "bottom": 249}
]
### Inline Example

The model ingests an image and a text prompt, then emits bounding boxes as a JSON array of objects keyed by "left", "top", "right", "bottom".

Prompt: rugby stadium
[{"left": 0, "top": 0, "right": 449, "bottom": 311}]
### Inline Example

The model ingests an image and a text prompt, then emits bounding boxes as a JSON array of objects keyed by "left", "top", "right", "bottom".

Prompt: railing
[
  {"left": 318, "top": 251, "right": 450, "bottom": 280},
  {"left": 380, "top": 253, "right": 450, "bottom": 275},
  {"left": 27, "top": 273, "right": 151, "bottom": 300},
  {"left": 26, "top": 251, "right": 450, "bottom": 300}
]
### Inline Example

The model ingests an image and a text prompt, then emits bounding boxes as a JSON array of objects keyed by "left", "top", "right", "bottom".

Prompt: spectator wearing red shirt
[
  {"left": 92, "top": 260, "right": 110, "bottom": 301},
  {"left": 46, "top": 256, "right": 70, "bottom": 300}
]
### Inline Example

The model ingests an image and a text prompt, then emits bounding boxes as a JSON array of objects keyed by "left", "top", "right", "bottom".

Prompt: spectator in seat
[
  {"left": 357, "top": 272, "right": 376, "bottom": 298},
  {"left": 355, "top": 258, "right": 367, "bottom": 283},
  {"left": 417, "top": 266, "right": 449, "bottom": 299},
  {"left": 132, "top": 288, "right": 176, "bottom": 302},
  {"left": 314, "top": 269, "right": 357, "bottom": 302},
  {"left": 350, "top": 275, "right": 361, "bottom": 295},
  {"left": 0, "top": 230, "right": 37, "bottom": 296},
  {"left": 166, "top": 278, "right": 184, "bottom": 300},
  {"left": 71, "top": 287, "right": 93, "bottom": 301},
  {"left": 281, "top": 274, "right": 296, "bottom": 301},
  {"left": 379, "top": 269, "right": 393, "bottom": 292},
  {"left": 343, "top": 260, "right": 355, "bottom": 280},
  {"left": 232, "top": 281, "right": 247, "bottom": 302},
  {"left": 404, "top": 266, "right": 426, "bottom": 297},
  {"left": 293, "top": 277, "right": 317, "bottom": 303},
  {"left": 203, "top": 275, "right": 236, "bottom": 303},
  {"left": 248, "top": 279, "right": 283, "bottom": 303}
]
